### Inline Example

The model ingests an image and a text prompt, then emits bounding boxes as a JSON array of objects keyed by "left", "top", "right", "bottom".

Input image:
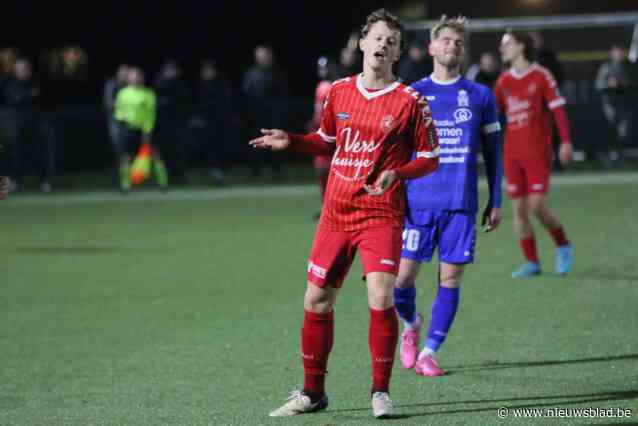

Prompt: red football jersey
[
  {"left": 316, "top": 74, "right": 439, "bottom": 231},
  {"left": 494, "top": 63, "right": 566, "bottom": 161}
]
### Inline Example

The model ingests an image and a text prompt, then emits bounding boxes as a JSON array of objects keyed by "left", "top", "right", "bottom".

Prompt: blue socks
[
  {"left": 395, "top": 284, "right": 461, "bottom": 354},
  {"left": 393, "top": 286, "right": 417, "bottom": 324},
  {"left": 425, "top": 286, "right": 460, "bottom": 352}
]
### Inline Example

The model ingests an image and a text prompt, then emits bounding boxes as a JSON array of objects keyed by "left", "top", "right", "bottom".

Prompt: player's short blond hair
[{"left": 430, "top": 15, "right": 467, "bottom": 40}]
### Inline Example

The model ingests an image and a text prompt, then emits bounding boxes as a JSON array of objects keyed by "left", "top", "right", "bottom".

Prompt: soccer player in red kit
[
  {"left": 494, "top": 30, "right": 574, "bottom": 278},
  {"left": 250, "top": 9, "right": 439, "bottom": 419}
]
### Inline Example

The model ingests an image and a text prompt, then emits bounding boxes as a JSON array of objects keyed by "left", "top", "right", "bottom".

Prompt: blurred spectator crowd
[{"left": 0, "top": 32, "right": 637, "bottom": 193}]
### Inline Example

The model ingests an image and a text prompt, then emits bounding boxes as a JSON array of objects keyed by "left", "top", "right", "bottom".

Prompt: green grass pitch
[{"left": 1, "top": 173, "right": 637, "bottom": 425}]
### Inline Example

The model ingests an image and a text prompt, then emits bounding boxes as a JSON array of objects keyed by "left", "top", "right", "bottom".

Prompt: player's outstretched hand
[
  {"left": 481, "top": 206, "right": 502, "bottom": 233},
  {"left": 0, "top": 176, "right": 10, "bottom": 200},
  {"left": 559, "top": 142, "right": 573, "bottom": 166},
  {"left": 363, "top": 170, "right": 397, "bottom": 196},
  {"left": 248, "top": 129, "right": 290, "bottom": 151}
]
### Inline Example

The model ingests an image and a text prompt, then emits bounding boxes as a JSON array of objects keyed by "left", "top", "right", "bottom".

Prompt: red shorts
[
  {"left": 307, "top": 226, "right": 402, "bottom": 288},
  {"left": 504, "top": 156, "right": 551, "bottom": 198}
]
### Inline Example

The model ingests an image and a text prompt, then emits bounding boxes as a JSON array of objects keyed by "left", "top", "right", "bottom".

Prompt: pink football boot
[
  {"left": 415, "top": 354, "right": 445, "bottom": 377},
  {"left": 399, "top": 314, "right": 423, "bottom": 369}
]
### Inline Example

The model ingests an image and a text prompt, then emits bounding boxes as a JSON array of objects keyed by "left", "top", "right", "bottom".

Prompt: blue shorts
[{"left": 401, "top": 209, "right": 476, "bottom": 264}]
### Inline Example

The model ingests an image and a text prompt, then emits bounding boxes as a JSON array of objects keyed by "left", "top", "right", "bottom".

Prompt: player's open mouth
[{"left": 374, "top": 51, "right": 386, "bottom": 60}]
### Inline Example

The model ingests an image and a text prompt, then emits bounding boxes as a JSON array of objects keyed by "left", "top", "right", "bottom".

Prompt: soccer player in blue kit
[{"left": 394, "top": 16, "right": 504, "bottom": 376}]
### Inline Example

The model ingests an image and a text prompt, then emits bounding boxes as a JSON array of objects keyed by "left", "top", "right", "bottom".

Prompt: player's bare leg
[
  {"left": 527, "top": 194, "right": 574, "bottom": 274},
  {"left": 526, "top": 194, "right": 560, "bottom": 230},
  {"left": 512, "top": 196, "right": 534, "bottom": 239},
  {"left": 270, "top": 283, "right": 337, "bottom": 417},
  {"left": 511, "top": 197, "right": 542, "bottom": 278},
  {"left": 395, "top": 259, "right": 424, "bottom": 368},
  {"left": 304, "top": 282, "right": 338, "bottom": 313},
  {"left": 366, "top": 272, "right": 398, "bottom": 418},
  {"left": 367, "top": 272, "right": 396, "bottom": 309},
  {"left": 396, "top": 259, "right": 421, "bottom": 291},
  {"left": 440, "top": 263, "right": 464, "bottom": 287},
  {"left": 415, "top": 262, "right": 464, "bottom": 376}
]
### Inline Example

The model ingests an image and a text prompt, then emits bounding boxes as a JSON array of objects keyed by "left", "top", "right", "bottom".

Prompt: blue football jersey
[{"left": 406, "top": 76, "right": 501, "bottom": 213}]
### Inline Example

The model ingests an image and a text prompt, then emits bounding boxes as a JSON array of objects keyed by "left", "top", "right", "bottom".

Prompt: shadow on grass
[
  {"left": 397, "top": 389, "right": 638, "bottom": 418},
  {"left": 446, "top": 353, "right": 638, "bottom": 373},
  {"left": 329, "top": 354, "right": 638, "bottom": 419},
  {"left": 2, "top": 245, "right": 170, "bottom": 254},
  {"left": 331, "top": 389, "right": 638, "bottom": 419}
]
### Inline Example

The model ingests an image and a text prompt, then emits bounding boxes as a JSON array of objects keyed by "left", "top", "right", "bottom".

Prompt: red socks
[
  {"left": 302, "top": 310, "right": 334, "bottom": 396},
  {"left": 369, "top": 307, "right": 399, "bottom": 394},
  {"left": 549, "top": 226, "right": 570, "bottom": 247},
  {"left": 520, "top": 236, "right": 539, "bottom": 262},
  {"left": 520, "top": 228, "right": 569, "bottom": 263},
  {"left": 301, "top": 307, "right": 399, "bottom": 396}
]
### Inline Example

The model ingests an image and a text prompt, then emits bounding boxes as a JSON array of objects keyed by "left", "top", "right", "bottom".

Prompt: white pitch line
[{"left": 2, "top": 172, "right": 637, "bottom": 206}]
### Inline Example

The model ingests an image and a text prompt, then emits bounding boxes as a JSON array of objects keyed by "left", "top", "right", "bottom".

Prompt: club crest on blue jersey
[
  {"left": 453, "top": 108, "right": 472, "bottom": 124},
  {"left": 337, "top": 112, "right": 349, "bottom": 120}
]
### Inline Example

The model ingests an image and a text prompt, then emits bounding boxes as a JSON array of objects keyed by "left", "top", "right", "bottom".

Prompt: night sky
[{"left": 4, "top": 0, "right": 637, "bottom": 98}]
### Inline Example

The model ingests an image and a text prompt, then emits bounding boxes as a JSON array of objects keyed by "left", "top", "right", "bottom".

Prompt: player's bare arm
[
  {"left": 249, "top": 128, "right": 291, "bottom": 151},
  {"left": 559, "top": 142, "right": 573, "bottom": 166}
]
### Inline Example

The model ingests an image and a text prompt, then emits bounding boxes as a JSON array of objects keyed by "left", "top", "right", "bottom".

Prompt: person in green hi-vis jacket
[{"left": 114, "top": 67, "right": 168, "bottom": 192}]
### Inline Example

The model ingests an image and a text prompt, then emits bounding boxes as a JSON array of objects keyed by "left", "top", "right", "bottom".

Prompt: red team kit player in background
[
  {"left": 495, "top": 30, "right": 575, "bottom": 278},
  {"left": 250, "top": 9, "right": 439, "bottom": 419}
]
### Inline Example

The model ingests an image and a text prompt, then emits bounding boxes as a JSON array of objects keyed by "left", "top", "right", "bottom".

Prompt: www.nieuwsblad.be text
[{"left": 497, "top": 406, "right": 632, "bottom": 419}]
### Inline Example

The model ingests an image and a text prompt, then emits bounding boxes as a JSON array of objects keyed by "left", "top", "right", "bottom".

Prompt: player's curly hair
[
  {"left": 361, "top": 8, "right": 406, "bottom": 51},
  {"left": 430, "top": 15, "right": 467, "bottom": 40},
  {"left": 505, "top": 29, "right": 536, "bottom": 62}
]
